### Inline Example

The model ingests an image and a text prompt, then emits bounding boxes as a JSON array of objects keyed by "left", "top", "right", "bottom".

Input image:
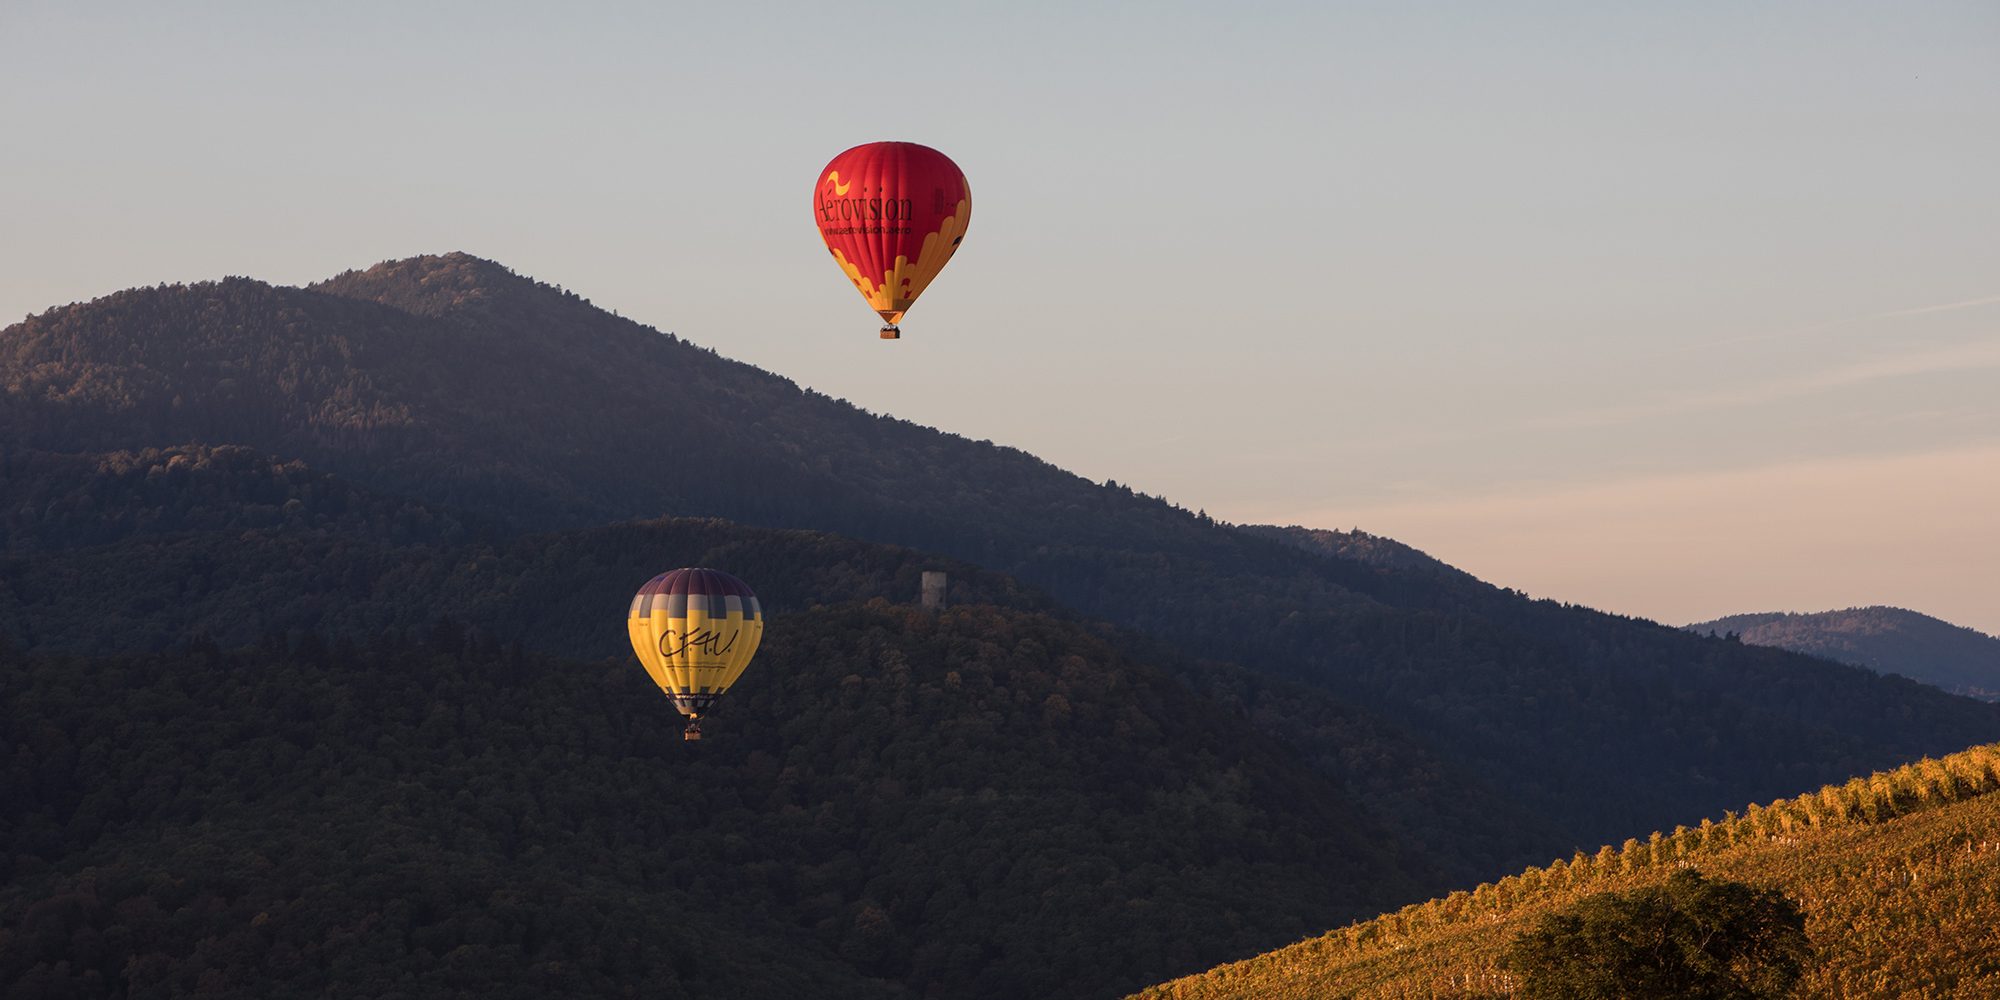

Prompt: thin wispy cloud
[
  {"left": 1518, "top": 337, "right": 2000, "bottom": 434},
  {"left": 1668, "top": 291, "right": 2000, "bottom": 356},
  {"left": 1863, "top": 294, "right": 2000, "bottom": 321},
  {"left": 1310, "top": 334, "right": 2000, "bottom": 460}
]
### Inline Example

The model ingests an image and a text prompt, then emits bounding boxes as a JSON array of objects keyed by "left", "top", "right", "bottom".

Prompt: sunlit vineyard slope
[{"left": 1139, "top": 744, "right": 2000, "bottom": 999}]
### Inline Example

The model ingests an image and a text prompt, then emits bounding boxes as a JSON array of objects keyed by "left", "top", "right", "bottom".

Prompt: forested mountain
[
  {"left": 2, "top": 605, "right": 1420, "bottom": 1000},
  {"left": 5, "top": 254, "right": 1999, "bottom": 983},
  {"left": 1688, "top": 607, "right": 2000, "bottom": 701},
  {"left": 1139, "top": 742, "right": 2000, "bottom": 999}
]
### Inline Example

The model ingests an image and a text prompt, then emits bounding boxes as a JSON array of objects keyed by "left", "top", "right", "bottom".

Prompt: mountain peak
[
  {"left": 309, "top": 251, "right": 545, "bottom": 317},
  {"left": 1241, "top": 523, "right": 1473, "bottom": 581}
]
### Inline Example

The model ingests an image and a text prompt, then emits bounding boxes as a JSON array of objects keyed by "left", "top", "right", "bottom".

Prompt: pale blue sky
[{"left": 5, "top": 1, "right": 1997, "bottom": 630}]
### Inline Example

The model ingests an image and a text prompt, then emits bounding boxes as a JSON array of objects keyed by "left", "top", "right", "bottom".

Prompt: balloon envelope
[
  {"left": 813, "top": 141, "right": 970, "bottom": 334},
  {"left": 626, "top": 568, "right": 764, "bottom": 719}
]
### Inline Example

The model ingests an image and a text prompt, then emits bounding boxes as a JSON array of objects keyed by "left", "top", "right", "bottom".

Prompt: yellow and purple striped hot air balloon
[{"left": 626, "top": 568, "right": 764, "bottom": 741}]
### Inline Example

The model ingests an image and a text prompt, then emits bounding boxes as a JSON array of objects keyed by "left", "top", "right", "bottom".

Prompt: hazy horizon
[{"left": 5, "top": 0, "right": 1996, "bottom": 632}]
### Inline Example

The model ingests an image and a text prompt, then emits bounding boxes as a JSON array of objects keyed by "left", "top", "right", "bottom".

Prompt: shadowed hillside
[
  {"left": 0, "top": 446, "right": 1548, "bottom": 891},
  {"left": 0, "top": 604, "right": 1422, "bottom": 1000},
  {"left": 1689, "top": 607, "right": 2000, "bottom": 701}
]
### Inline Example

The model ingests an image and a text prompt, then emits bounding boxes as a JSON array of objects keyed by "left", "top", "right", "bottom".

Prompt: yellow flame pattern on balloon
[{"left": 830, "top": 194, "right": 972, "bottom": 325}]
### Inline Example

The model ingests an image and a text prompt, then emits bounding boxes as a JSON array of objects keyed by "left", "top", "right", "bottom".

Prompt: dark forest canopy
[
  {"left": 3, "top": 605, "right": 1420, "bottom": 1000},
  {"left": 0, "top": 459, "right": 1546, "bottom": 891}
]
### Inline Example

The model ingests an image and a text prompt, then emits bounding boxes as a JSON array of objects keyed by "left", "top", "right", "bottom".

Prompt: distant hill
[
  {"left": 6, "top": 253, "right": 1998, "bottom": 894},
  {"left": 1137, "top": 743, "right": 2000, "bottom": 999},
  {"left": 1687, "top": 607, "right": 2000, "bottom": 701}
]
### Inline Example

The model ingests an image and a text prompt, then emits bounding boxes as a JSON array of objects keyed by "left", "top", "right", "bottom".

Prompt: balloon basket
[
  {"left": 879, "top": 325, "right": 901, "bottom": 340},
  {"left": 683, "top": 719, "right": 704, "bottom": 742}
]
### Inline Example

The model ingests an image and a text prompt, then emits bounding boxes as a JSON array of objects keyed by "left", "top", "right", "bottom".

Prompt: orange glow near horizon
[{"left": 1282, "top": 444, "right": 2000, "bottom": 635}]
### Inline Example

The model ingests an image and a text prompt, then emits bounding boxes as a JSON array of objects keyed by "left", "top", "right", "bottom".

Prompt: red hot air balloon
[{"left": 812, "top": 141, "right": 971, "bottom": 339}]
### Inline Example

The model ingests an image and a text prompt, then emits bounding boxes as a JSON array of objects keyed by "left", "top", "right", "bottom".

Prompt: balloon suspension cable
[
  {"left": 879, "top": 324, "right": 901, "bottom": 340},
  {"left": 683, "top": 713, "right": 704, "bottom": 742}
]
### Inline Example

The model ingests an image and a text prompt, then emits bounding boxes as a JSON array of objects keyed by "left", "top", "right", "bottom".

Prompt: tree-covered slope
[
  {"left": 5, "top": 253, "right": 1997, "bottom": 874},
  {"left": 1137, "top": 743, "right": 2000, "bottom": 999},
  {"left": 1, "top": 604, "right": 1420, "bottom": 1000},
  {"left": 0, "top": 445, "right": 1048, "bottom": 656},
  {"left": 0, "top": 445, "right": 490, "bottom": 556},
  {"left": 0, "top": 443, "right": 1550, "bottom": 890},
  {"left": 1688, "top": 607, "right": 2000, "bottom": 701}
]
